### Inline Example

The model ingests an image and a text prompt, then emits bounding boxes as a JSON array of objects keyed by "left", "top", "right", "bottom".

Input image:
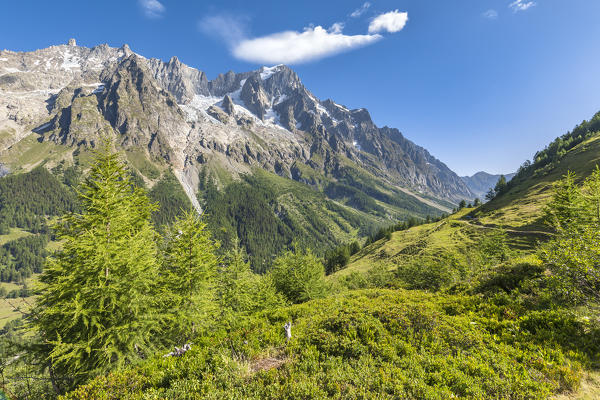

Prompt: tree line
[{"left": 491, "top": 111, "right": 600, "bottom": 199}]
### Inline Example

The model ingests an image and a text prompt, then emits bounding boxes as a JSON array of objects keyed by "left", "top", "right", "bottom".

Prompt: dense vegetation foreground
[
  {"left": 3, "top": 121, "right": 600, "bottom": 398},
  {"left": 66, "top": 289, "right": 596, "bottom": 399}
]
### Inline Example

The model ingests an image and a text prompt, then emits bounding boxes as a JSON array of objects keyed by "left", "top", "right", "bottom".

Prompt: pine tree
[
  {"left": 543, "top": 171, "right": 583, "bottom": 229},
  {"left": 160, "top": 210, "right": 219, "bottom": 342},
  {"left": 580, "top": 166, "right": 600, "bottom": 224},
  {"left": 31, "top": 144, "right": 161, "bottom": 387},
  {"left": 494, "top": 175, "right": 508, "bottom": 195}
]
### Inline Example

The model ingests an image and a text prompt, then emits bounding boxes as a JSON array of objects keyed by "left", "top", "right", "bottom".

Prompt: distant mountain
[{"left": 461, "top": 171, "right": 515, "bottom": 200}]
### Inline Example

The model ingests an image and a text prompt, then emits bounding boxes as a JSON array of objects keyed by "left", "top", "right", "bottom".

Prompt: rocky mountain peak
[
  {"left": 351, "top": 108, "right": 373, "bottom": 125},
  {"left": 68, "top": 38, "right": 77, "bottom": 47},
  {"left": 147, "top": 54, "right": 209, "bottom": 102},
  {"left": 209, "top": 70, "right": 244, "bottom": 97}
]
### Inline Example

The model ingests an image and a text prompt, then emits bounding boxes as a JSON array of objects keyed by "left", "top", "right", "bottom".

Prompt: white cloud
[
  {"left": 139, "top": 0, "right": 165, "bottom": 19},
  {"left": 329, "top": 22, "right": 345, "bottom": 34},
  {"left": 232, "top": 26, "right": 382, "bottom": 65},
  {"left": 350, "top": 2, "right": 371, "bottom": 18},
  {"left": 509, "top": 0, "right": 536, "bottom": 12},
  {"left": 198, "top": 15, "right": 249, "bottom": 46},
  {"left": 482, "top": 9, "right": 499, "bottom": 19},
  {"left": 368, "top": 10, "right": 408, "bottom": 34},
  {"left": 200, "top": 9, "right": 409, "bottom": 65}
]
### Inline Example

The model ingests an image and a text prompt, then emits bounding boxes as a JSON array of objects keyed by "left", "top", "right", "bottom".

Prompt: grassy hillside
[
  {"left": 337, "top": 131, "right": 600, "bottom": 281},
  {"left": 333, "top": 208, "right": 480, "bottom": 278},
  {"left": 473, "top": 133, "right": 600, "bottom": 230}
]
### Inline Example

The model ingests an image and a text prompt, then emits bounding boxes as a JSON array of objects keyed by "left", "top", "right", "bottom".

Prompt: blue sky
[{"left": 2, "top": 1, "right": 600, "bottom": 176}]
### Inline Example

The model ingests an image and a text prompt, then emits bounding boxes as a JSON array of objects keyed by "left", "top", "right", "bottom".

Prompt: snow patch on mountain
[
  {"left": 334, "top": 102, "right": 348, "bottom": 111},
  {"left": 180, "top": 95, "right": 223, "bottom": 125},
  {"left": 92, "top": 83, "right": 105, "bottom": 94},
  {"left": 260, "top": 65, "right": 283, "bottom": 80},
  {"left": 274, "top": 94, "right": 288, "bottom": 105},
  {"left": 61, "top": 51, "right": 81, "bottom": 70}
]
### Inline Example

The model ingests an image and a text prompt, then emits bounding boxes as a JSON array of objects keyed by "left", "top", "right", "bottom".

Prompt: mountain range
[{"left": 0, "top": 39, "right": 474, "bottom": 206}]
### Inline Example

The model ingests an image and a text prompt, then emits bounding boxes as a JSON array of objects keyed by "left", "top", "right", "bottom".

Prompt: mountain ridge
[{"left": 0, "top": 40, "right": 474, "bottom": 216}]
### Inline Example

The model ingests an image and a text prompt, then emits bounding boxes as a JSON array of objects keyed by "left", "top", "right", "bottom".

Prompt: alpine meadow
[{"left": 0, "top": 1, "right": 600, "bottom": 399}]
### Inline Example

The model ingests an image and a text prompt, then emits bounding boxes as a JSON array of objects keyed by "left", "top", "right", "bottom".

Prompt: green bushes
[
  {"left": 63, "top": 290, "right": 589, "bottom": 399},
  {"left": 269, "top": 249, "right": 328, "bottom": 304},
  {"left": 474, "top": 260, "right": 545, "bottom": 295},
  {"left": 395, "top": 257, "right": 459, "bottom": 291}
]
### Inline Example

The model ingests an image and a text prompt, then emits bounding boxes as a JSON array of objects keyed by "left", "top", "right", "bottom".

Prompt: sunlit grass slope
[{"left": 339, "top": 133, "right": 600, "bottom": 279}]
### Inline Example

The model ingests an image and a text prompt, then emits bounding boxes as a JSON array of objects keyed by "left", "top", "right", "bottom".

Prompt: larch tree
[
  {"left": 215, "top": 244, "right": 285, "bottom": 331},
  {"left": 542, "top": 168, "right": 600, "bottom": 304},
  {"left": 580, "top": 166, "right": 600, "bottom": 223},
  {"left": 31, "top": 144, "right": 161, "bottom": 388},
  {"left": 543, "top": 171, "right": 583, "bottom": 229},
  {"left": 160, "top": 210, "right": 219, "bottom": 342}
]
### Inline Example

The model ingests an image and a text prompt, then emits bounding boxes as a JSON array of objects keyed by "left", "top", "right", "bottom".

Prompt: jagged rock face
[
  {"left": 240, "top": 75, "right": 270, "bottom": 120},
  {"left": 0, "top": 41, "right": 474, "bottom": 207},
  {"left": 98, "top": 56, "right": 189, "bottom": 165},
  {"left": 147, "top": 56, "right": 209, "bottom": 103},
  {"left": 0, "top": 42, "right": 128, "bottom": 151},
  {"left": 43, "top": 84, "right": 112, "bottom": 147},
  {"left": 221, "top": 95, "right": 235, "bottom": 115},
  {"left": 207, "top": 70, "right": 252, "bottom": 96}
]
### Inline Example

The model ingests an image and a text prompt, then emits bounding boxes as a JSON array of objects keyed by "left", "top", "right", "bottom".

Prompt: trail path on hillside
[{"left": 455, "top": 219, "right": 555, "bottom": 236}]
